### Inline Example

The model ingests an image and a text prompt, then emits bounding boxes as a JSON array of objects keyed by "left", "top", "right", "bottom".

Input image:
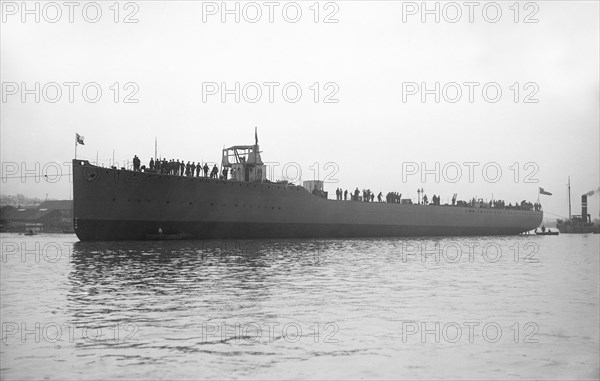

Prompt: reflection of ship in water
[
  {"left": 556, "top": 179, "right": 600, "bottom": 234},
  {"left": 66, "top": 240, "right": 287, "bottom": 348},
  {"left": 66, "top": 240, "right": 323, "bottom": 312}
]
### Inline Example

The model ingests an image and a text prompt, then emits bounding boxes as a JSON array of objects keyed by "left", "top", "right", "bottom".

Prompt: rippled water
[{"left": 1, "top": 233, "right": 598, "bottom": 380}]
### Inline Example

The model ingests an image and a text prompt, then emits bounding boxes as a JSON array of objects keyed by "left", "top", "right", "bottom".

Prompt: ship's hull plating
[
  {"left": 556, "top": 224, "right": 600, "bottom": 234},
  {"left": 72, "top": 160, "right": 543, "bottom": 241}
]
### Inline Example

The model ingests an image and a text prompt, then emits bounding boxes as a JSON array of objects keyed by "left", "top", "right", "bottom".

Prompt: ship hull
[
  {"left": 556, "top": 225, "right": 600, "bottom": 234},
  {"left": 72, "top": 160, "right": 543, "bottom": 241},
  {"left": 73, "top": 219, "right": 534, "bottom": 241}
]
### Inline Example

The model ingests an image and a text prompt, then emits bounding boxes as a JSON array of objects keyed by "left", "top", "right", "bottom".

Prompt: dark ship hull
[
  {"left": 556, "top": 223, "right": 600, "bottom": 234},
  {"left": 72, "top": 160, "right": 542, "bottom": 241}
]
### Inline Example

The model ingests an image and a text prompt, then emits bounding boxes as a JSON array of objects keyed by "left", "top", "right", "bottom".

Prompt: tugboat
[{"left": 556, "top": 178, "right": 600, "bottom": 234}]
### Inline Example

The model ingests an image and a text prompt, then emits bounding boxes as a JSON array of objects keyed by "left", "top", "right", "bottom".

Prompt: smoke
[{"left": 584, "top": 187, "right": 600, "bottom": 196}]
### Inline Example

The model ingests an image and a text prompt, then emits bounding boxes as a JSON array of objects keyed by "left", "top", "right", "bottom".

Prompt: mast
[
  {"left": 568, "top": 176, "right": 572, "bottom": 219},
  {"left": 155, "top": 137, "right": 158, "bottom": 160}
]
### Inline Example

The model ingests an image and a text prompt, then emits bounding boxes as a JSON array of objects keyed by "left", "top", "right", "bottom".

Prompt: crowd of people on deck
[
  {"left": 334, "top": 186, "right": 540, "bottom": 211},
  {"left": 131, "top": 155, "right": 227, "bottom": 179},
  {"left": 386, "top": 192, "right": 402, "bottom": 203}
]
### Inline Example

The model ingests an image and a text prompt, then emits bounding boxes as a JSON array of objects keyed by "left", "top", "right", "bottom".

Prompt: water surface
[{"left": 1, "top": 233, "right": 598, "bottom": 379}]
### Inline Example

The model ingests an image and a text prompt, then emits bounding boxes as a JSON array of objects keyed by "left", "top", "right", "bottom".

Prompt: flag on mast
[
  {"left": 76, "top": 133, "right": 85, "bottom": 145},
  {"left": 539, "top": 187, "right": 552, "bottom": 196}
]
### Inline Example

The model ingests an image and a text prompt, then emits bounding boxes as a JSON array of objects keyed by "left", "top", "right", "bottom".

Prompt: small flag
[
  {"left": 76, "top": 133, "right": 85, "bottom": 145},
  {"left": 539, "top": 187, "right": 552, "bottom": 196}
]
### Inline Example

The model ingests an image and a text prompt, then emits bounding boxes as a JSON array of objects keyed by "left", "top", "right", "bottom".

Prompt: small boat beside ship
[{"left": 535, "top": 227, "right": 559, "bottom": 236}]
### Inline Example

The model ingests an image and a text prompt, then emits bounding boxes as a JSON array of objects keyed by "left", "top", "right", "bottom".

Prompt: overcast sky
[{"left": 1, "top": 0, "right": 599, "bottom": 219}]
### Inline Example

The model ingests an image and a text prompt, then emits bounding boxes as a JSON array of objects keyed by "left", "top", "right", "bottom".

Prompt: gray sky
[{"left": 1, "top": 0, "right": 599, "bottom": 219}]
